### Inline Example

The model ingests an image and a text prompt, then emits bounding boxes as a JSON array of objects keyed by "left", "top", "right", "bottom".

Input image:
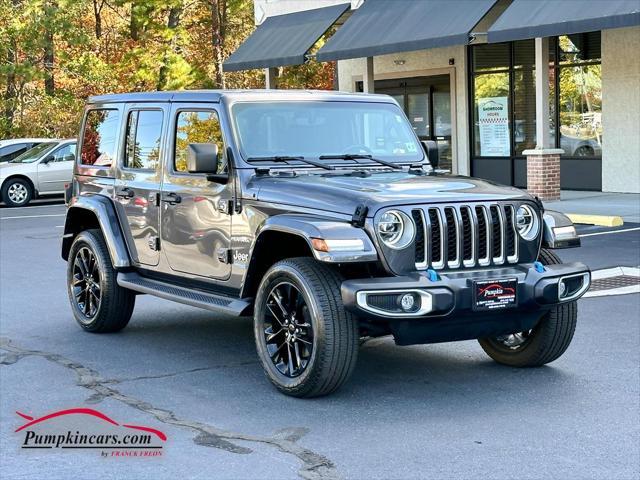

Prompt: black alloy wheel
[
  {"left": 71, "top": 246, "right": 102, "bottom": 320},
  {"left": 262, "top": 281, "right": 314, "bottom": 378}
]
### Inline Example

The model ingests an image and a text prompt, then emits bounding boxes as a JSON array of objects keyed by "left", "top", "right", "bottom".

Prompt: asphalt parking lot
[{"left": 1, "top": 200, "right": 639, "bottom": 480}]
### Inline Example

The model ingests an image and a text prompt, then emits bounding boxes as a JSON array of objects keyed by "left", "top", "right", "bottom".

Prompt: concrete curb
[{"left": 566, "top": 214, "right": 624, "bottom": 227}]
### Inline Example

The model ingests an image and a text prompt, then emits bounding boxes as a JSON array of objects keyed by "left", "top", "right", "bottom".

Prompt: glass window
[
  {"left": 407, "top": 93, "right": 430, "bottom": 137},
  {"left": 81, "top": 109, "right": 119, "bottom": 167},
  {"left": 473, "top": 73, "right": 510, "bottom": 157},
  {"left": 174, "top": 111, "right": 225, "bottom": 173},
  {"left": 231, "top": 101, "right": 423, "bottom": 164},
  {"left": 10, "top": 142, "right": 56, "bottom": 163},
  {"left": 559, "top": 32, "right": 601, "bottom": 64},
  {"left": 473, "top": 43, "right": 509, "bottom": 72},
  {"left": 125, "top": 110, "right": 163, "bottom": 170},
  {"left": 513, "top": 69, "right": 537, "bottom": 155},
  {"left": 0, "top": 143, "right": 30, "bottom": 162},
  {"left": 50, "top": 144, "right": 76, "bottom": 162},
  {"left": 513, "top": 40, "right": 535, "bottom": 68},
  {"left": 558, "top": 64, "right": 602, "bottom": 157}
]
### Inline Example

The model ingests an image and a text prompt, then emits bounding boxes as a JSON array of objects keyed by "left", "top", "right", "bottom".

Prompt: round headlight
[
  {"left": 516, "top": 205, "right": 540, "bottom": 241},
  {"left": 377, "top": 210, "right": 415, "bottom": 249}
]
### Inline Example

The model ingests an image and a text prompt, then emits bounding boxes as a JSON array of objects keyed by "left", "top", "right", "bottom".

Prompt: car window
[
  {"left": 10, "top": 142, "right": 57, "bottom": 163},
  {"left": 50, "top": 144, "right": 76, "bottom": 162},
  {"left": 0, "top": 143, "right": 29, "bottom": 162},
  {"left": 124, "top": 110, "right": 163, "bottom": 170},
  {"left": 174, "top": 110, "right": 226, "bottom": 174},
  {"left": 80, "top": 109, "right": 119, "bottom": 167}
]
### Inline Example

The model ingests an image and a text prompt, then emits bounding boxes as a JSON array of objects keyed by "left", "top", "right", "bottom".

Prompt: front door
[
  {"left": 376, "top": 75, "right": 453, "bottom": 170},
  {"left": 160, "top": 104, "right": 233, "bottom": 280},
  {"left": 36, "top": 143, "right": 76, "bottom": 193},
  {"left": 115, "top": 104, "right": 166, "bottom": 266}
]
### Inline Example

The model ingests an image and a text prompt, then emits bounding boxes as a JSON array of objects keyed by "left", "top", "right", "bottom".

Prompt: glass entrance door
[{"left": 375, "top": 75, "right": 452, "bottom": 170}]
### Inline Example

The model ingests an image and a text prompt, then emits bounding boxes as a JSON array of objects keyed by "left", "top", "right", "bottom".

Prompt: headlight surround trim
[
  {"left": 377, "top": 209, "right": 415, "bottom": 250},
  {"left": 516, "top": 204, "right": 541, "bottom": 241}
]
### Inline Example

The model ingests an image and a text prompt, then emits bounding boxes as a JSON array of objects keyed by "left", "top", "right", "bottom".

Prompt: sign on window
[{"left": 478, "top": 97, "right": 510, "bottom": 157}]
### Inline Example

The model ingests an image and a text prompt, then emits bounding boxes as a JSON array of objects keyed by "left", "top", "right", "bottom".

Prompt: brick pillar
[{"left": 523, "top": 148, "right": 564, "bottom": 201}]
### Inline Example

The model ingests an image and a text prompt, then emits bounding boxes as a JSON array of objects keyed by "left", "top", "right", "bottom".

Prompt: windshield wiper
[
  {"left": 246, "top": 155, "right": 334, "bottom": 170},
  {"left": 319, "top": 154, "right": 403, "bottom": 170}
]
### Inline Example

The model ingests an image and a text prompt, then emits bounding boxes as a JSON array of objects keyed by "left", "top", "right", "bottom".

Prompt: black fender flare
[
  {"left": 61, "top": 195, "right": 131, "bottom": 268},
  {"left": 542, "top": 210, "right": 581, "bottom": 249}
]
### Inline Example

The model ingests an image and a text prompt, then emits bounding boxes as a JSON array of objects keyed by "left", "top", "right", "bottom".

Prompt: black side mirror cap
[
  {"left": 421, "top": 140, "right": 439, "bottom": 169},
  {"left": 41, "top": 155, "right": 54, "bottom": 164},
  {"left": 187, "top": 143, "right": 219, "bottom": 174}
]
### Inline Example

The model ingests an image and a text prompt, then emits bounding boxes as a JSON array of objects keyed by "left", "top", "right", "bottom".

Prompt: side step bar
[{"left": 117, "top": 272, "right": 252, "bottom": 316}]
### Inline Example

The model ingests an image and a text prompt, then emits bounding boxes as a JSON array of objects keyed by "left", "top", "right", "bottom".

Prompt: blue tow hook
[
  {"left": 427, "top": 269, "right": 439, "bottom": 281},
  {"left": 533, "top": 261, "right": 546, "bottom": 273}
]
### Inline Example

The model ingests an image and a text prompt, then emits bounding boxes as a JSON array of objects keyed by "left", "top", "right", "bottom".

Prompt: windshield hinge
[{"left": 351, "top": 204, "right": 368, "bottom": 228}]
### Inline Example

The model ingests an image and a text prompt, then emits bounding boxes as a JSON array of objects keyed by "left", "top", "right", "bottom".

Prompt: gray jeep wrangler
[{"left": 62, "top": 90, "right": 590, "bottom": 397}]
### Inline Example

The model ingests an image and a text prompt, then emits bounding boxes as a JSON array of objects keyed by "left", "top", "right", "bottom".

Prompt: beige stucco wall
[
  {"left": 602, "top": 26, "right": 640, "bottom": 193},
  {"left": 336, "top": 46, "right": 470, "bottom": 175}
]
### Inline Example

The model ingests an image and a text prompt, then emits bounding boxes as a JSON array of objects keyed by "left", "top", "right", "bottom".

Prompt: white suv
[{"left": 0, "top": 139, "right": 76, "bottom": 207}]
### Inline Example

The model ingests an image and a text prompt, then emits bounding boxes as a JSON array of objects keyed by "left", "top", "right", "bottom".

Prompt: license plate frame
[{"left": 473, "top": 278, "right": 518, "bottom": 311}]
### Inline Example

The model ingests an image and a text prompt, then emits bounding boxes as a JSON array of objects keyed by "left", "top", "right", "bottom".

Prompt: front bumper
[{"left": 341, "top": 262, "right": 590, "bottom": 345}]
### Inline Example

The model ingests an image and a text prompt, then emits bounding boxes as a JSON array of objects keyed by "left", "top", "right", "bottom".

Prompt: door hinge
[
  {"left": 151, "top": 192, "right": 161, "bottom": 207},
  {"left": 217, "top": 248, "right": 233, "bottom": 264},
  {"left": 148, "top": 235, "right": 160, "bottom": 251},
  {"left": 217, "top": 199, "right": 234, "bottom": 215},
  {"left": 351, "top": 204, "right": 368, "bottom": 228}
]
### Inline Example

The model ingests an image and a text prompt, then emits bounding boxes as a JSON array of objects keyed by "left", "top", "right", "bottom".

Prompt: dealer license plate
[{"left": 473, "top": 278, "right": 518, "bottom": 311}]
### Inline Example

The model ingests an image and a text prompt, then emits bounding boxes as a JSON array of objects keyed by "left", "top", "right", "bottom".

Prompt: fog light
[{"left": 399, "top": 293, "right": 416, "bottom": 312}]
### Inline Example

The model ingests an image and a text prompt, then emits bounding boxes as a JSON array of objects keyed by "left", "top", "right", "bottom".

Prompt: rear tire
[
  {"left": 478, "top": 248, "right": 577, "bottom": 367},
  {"left": 67, "top": 229, "right": 135, "bottom": 333},
  {"left": 2, "top": 178, "right": 33, "bottom": 207},
  {"left": 254, "top": 257, "right": 359, "bottom": 397}
]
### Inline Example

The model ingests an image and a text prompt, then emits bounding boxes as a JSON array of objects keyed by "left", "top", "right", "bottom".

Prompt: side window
[
  {"left": 51, "top": 144, "right": 76, "bottom": 162},
  {"left": 124, "top": 110, "right": 163, "bottom": 170},
  {"left": 174, "top": 110, "right": 225, "bottom": 174},
  {"left": 0, "top": 143, "right": 29, "bottom": 162},
  {"left": 81, "top": 109, "right": 119, "bottom": 167}
]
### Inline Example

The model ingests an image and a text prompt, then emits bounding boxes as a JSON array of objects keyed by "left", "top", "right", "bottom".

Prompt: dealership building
[{"left": 224, "top": 0, "right": 640, "bottom": 198}]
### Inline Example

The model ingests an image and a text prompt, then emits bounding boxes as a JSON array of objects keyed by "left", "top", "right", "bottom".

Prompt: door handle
[
  {"left": 161, "top": 193, "right": 181, "bottom": 205},
  {"left": 116, "top": 187, "right": 135, "bottom": 199}
]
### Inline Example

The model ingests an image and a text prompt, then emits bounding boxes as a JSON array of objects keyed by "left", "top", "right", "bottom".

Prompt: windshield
[
  {"left": 231, "top": 101, "right": 424, "bottom": 166},
  {"left": 10, "top": 142, "right": 57, "bottom": 163}
]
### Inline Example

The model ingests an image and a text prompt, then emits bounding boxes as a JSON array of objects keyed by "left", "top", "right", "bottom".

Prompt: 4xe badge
[
  {"left": 15, "top": 408, "right": 166, "bottom": 457},
  {"left": 473, "top": 278, "right": 518, "bottom": 311}
]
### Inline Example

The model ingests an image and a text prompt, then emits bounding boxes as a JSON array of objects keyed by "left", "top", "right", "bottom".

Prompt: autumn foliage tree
[{"left": 0, "top": 0, "right": 336, "bottom": 138}]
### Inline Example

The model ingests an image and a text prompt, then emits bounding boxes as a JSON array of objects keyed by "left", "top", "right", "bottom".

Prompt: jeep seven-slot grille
[{"left": 411, "top": 204, "right": 519, "bottom": 270}]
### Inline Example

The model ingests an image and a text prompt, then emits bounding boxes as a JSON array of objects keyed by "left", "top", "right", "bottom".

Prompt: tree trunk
[
  {"left": 157, "top": 4, "right": 183, "bottom": 90},
  {"left": 93, "top": 0, "right": 103, "bottom": 39},
  {"left": 209, "top": 0, "right": 226, "bottom": 88},
  {"left": 44, "top": 26, "right": 55, "bottom": 95}
]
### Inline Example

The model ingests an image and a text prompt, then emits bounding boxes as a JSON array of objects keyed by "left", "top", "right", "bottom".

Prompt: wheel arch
[
  {"left": 61, "top": 195, "right": 130, "bottom": 268},
  {"left": 1, "top": 174, "right": 37, "bottom": 197}
]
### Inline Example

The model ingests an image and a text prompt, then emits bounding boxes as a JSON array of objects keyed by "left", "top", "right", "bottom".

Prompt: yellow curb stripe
[{"left": 566, "top": 214, "right": 624, "bottom": 227}]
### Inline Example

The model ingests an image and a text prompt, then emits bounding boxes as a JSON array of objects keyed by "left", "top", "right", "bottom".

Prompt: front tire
[
  {"left": 67, "top": 229, "right": 136, "bottom": 332},
  {"left": 254, "top": 258, "right": 359, "bottom": 397},
  {"left": 2, "top": 178, "right": 33, "bottom": 207},
  {"left": 478, "top": 249, "right": 577, "bottom": 367}
]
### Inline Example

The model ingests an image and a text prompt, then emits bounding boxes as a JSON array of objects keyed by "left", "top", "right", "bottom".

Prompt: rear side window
[
  {"left": 174, "top": 110, "right": 225, "bottom": 173},
  {"left": 81, "top": 109, "right": 119, "bottom": 167},
  {"left": 124, "top": 110, "right": 163, "bottom": 170}
]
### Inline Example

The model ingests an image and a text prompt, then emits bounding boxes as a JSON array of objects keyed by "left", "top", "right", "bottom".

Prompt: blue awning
[
  {"left": 223, "top": 3, "right": 350, "bottom": 72},
  {"left": 316, "top": 0, "right": 498, "bottom": 62},
  {"left": 488, "top": 0, "right": 640, "bottom": 43}
]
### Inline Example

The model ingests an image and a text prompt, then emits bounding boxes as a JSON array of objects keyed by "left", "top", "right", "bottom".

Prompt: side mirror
[
  {"left": 187, "top": 143, "right": 227, "bottom": 182},
  {"left": 421, "top": 140, "right": 439, "bottom": 169},
  {"left": 41, "top": 155, "right": 54, "bottom": 165}
]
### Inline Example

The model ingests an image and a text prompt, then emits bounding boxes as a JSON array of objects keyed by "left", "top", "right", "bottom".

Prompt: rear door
[
  {"left": 160, "top": 103, "right": 233, "bottom": 280},
  {"left": 36, "top": 143, "right": 76, "bottom": 193},
  {"left": 115, "top": 103, "right": 166, "bottom": 267}
]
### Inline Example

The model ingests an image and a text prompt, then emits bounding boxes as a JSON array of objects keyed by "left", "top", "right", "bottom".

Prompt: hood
[{"left": 250, "top": 171, "right": 533, "bottom": 216}]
